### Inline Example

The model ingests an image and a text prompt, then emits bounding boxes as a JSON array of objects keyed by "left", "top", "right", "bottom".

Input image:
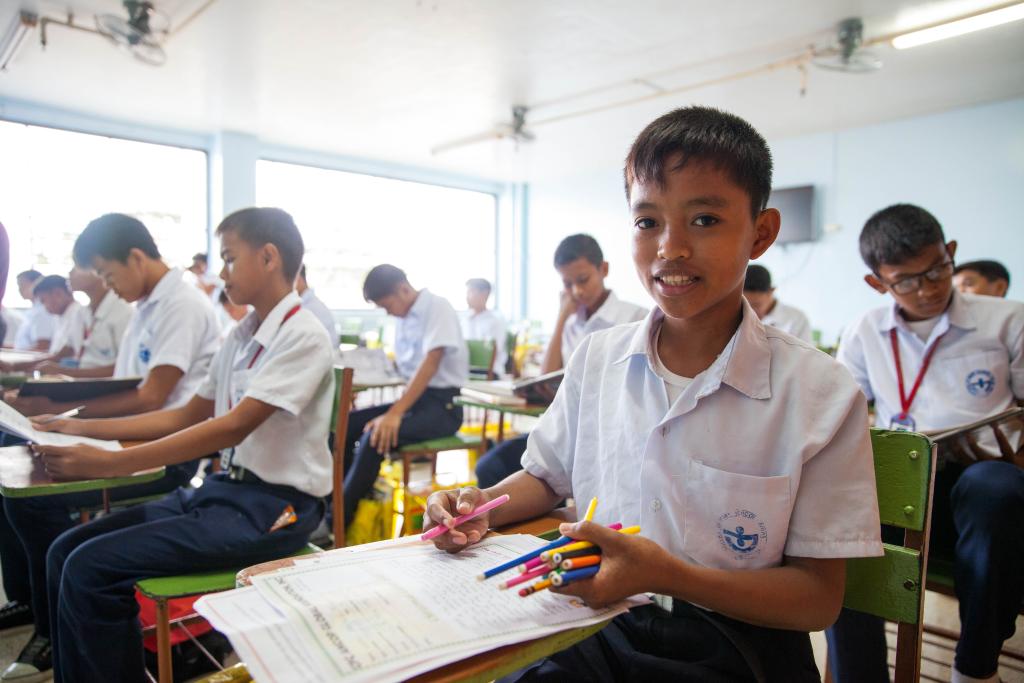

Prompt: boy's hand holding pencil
[{"left": 424, "top": 486, "right": 494, "bottom": 552}]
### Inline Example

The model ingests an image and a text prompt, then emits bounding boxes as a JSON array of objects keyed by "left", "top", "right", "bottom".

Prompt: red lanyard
[
  {"left": 889, "top": 327, "right": 945, "bottom": 419},
  {"left": 76, "top": 317, "right": 98, "bottom": 362},
  {"left": 229, "top": 304, "right": 301, "bottom": 409}
]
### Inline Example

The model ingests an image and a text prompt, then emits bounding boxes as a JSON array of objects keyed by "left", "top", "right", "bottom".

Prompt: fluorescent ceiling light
[
  {"left": 892, "top": 2, "right": 1024, "bottom": 49},
  {"left": 0, "top": 11, "right": 37, "bottom": 72}
]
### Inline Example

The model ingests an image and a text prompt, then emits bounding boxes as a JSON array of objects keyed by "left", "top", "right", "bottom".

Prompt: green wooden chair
[
  {"left": 467, "top": 338, "right": 498, "bottom": 379},
  {"left": 827, "top": 428, "right": 937, "bottom": 683},
  {"left": 136, "top": 366, "right": 355, "bottom": 683}
]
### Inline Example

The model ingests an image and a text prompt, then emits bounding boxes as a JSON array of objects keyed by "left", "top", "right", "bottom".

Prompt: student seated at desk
[
  {"left": 12, "top": 271, "right": 55, "bottom": 352},
  {"left": 461, "top": 277, "right": 507, "bottom": 375},
  {"left": 427, "top": 106, "right": 882, "bottom": 682},
  {"left": 0, "top": 275, "right": 81, "bottom": 373},
  {"left": 0, "top": 214, "right": 220, "bottom": 681},
  {"left": 743, "top": 264, "right": 813, "bottom": 342},
  {"left": 825, "top": 205, "right": 1024, "bottom": 683},
  {"left": 953, "top": 259, "right": 1011, "bottom": 299},
  {"left": 295, "top": 264, "right": 338, "bottom": 346},
  {"left": 11, "top": 207, "right": 334, "bottom": 683},
  {"left": 343, "top": 264, "right": 468, "bottom": 525},
  {"left": 474, "top": 235, "right": 646, "bottom": 488}
]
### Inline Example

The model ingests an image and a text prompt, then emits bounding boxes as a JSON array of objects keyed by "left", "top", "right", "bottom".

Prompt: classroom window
[
  {"left": 0, "top": 121, "right": 208, "bottom": 302},
  {"left": 255, "top": 160, "right": 497, "bottom": 310}
]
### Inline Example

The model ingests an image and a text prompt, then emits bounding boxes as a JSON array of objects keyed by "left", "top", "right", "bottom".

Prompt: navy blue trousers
[
  {"left": 342, "top": 387, "right": 462, "bottom": 523},
  {"left": 475, "top": 433, "right": 528, "bottom": 489},
  {"left": 826, "top": 460, "right": 1024, "bottom": 680},
  {"left": 1, "top": 461, "right": 198, "bottom": 637},
  {"left": 502, "top": 602, "right": 819, "bottom": 682},
  {"left": 46, "top": 475, "right": 323, "bottom": 683}
]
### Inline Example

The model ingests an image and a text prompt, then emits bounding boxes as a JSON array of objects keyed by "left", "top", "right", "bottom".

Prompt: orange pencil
[
  {"left": 518, "top": 576, "right": 554, "bottom": 597},
  {"left": 560, "top": 554, "right": 602, "bottom": 570}
]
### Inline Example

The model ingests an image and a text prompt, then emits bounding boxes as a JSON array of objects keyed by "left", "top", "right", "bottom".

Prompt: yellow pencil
[
  {"left": 582, "top": 497, "right": 598, "bottom": 522},
  {"left": 555, "top": 525, "right": 642, "bottom": 555}
]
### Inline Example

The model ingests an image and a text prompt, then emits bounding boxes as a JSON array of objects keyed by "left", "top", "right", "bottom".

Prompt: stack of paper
[
  {"left": 0, "top": 402, "right": 121, "bottom": 451},
  {"left": 196, "top": 535, "right": 645, "bottom": 683}
]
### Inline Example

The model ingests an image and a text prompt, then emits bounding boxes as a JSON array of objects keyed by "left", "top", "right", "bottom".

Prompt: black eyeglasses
[{"left": 884, "top": 260, "right": 955, "bottom": 295}]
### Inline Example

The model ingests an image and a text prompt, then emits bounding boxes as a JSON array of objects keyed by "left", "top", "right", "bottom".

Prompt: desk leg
[
  {"left": 102, "top": 489, "right": 110, "bottom": 514},
  {"left": 156, "top": 598, "right": 173, "bottom": 683},
  {"left": 497, "top": 414, "right": 505, "bottom": 443}
]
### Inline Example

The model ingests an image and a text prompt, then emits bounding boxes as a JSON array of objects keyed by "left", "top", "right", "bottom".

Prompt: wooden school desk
[
  {"left": 205, "top": 511, "right": 611, "bottom": 683},
  {"left": 453, "top": 396, "right": 547, "bottom": 443},
  {"left": 0, "top": 443, "right": 165, "bottom": 514}
]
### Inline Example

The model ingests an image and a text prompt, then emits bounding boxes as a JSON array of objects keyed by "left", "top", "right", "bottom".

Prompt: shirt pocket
[
  {"left": 936, "top": 349, "right": 1008, "bottom": 411},
  {"left": 680, "top": 460, "right": 793, "bottom": 570}
]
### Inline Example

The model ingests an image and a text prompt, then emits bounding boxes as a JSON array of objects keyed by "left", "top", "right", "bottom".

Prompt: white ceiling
[{"left": 1, "top": 0, "right": 1022, "bottom": 182}]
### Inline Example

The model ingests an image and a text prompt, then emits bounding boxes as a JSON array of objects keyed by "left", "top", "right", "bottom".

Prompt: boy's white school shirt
[
  {"left": 197, "top": 292, "right": 335, "bottom": 497},
  {"left": 114, "top": 268, "right": 220, "bottom": 409},
  {"left": 838, "top": 290, "right": 1024, "bottom": 433},
  {"left": 523, "top": 301, "right": 883, "bottom": 570},
  {"left": 761, "top": 300, "right": 813, "bottom": 343},
  {"left": 48, "top": 301, "right": 83, "bottom": 354},
  {"left": 66, "top": 293, "right": 133, "bottom": 369},
  {"left": 394, "top": 289, "right": 469, "bottom": 389},
  {"left": 460, "top": 308, "right": 508, "bottom": 371},
  {"left": 14, "top": 300, "right": 56, "bottom": 350},
  {"left": 1, "top": 308, "right": 23, "bottom": 347},
  {"left": 561, "top": 291, "right": 648, "bottom": 363},
  {"left": 299, "top": 288, "right": 338, "bottom": 346}
]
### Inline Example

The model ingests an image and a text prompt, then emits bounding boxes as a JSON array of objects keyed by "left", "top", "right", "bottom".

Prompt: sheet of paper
[
  {"left": 0, "top": 401, "right": 122, "bottom": 451},
  {"left": 228, "top": 534, "right": 645, "bottom": 683}
]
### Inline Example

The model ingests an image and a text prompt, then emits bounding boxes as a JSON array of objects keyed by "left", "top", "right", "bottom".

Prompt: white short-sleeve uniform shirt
[
  {"left": 14, "top": 300, "right": 56, "bottom": 350},
  {"left": 460, "top": 309, "right": 508, "bottom": 371},
  {"left": 394, "top": 289, "right": 468, "bottom": 389},
  {"left": 114, "top": 268, "right": 220, "bottom": 409},
  {"left": 561, "top": 291, "right": 648, "bottom": 363},
  {"left": 1, "top": 309, "right": 23, "bottom": 347},
  {"left": 48, "top": 301, "right": 83, "bottom": 354},
  {"left": 197, "top": 292, "right": 335, "bottom": 497},
  {"left": 761, "top": 300, "right": 813, "bottom": 343},
  {"left": 67, "top": 292, "right": 134, "bottom": 369},
  {"left": 523, "top": 301, "right": 883, "bottom": 570},
  {"left": 300, "top": 288, "right": 338, "bottom": 347},
  {"left": 838, "top": 291, "right": 1024, "bottom": 434}
]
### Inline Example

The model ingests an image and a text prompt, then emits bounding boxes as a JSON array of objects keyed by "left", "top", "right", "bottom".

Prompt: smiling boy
[{"left": 424, "top": 106, "right": 882, "bottom": 681}]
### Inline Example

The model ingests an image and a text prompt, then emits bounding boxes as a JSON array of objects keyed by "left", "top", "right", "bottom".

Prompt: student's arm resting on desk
[
  {"left": 31, "top": 393, "right": 214, "bottom": 441},
  {"left": 30, "top": 396, "right": 273, "bottom": 479},
  {"left": 8, "top": 364, "right": 183, "bottom": 418},
  {"left": 549, "top": 521, "right": 845, "bottom": 632},
  {"left": 540, "top": 292, "right": 576, "bottom": 374},
  {"left": 366, "top": 347, "right": 444, "bottom": 450}
]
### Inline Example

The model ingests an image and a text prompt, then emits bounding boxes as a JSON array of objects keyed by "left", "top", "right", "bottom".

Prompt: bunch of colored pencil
[{"left": 475, "top": 497, "right": 640, "bottom": 597}]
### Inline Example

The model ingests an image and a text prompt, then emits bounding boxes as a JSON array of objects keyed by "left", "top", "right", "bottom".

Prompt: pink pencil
[
  {"left": 520, "top": 522, "right": 623, "bottom": 572},
  {"left": 420, "top": 494, "right": 511, "bottom": 541},
  {"left": 499, "top": 563, "right": 550, "bottom": 590}
]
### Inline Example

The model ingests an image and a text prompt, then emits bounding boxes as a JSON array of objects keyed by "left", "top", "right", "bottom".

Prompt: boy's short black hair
[
  {"left": 859, "top": 204, "right": 946, "bottom": 273},
  {"left": 33, "top": 275, "right": 70, "bottom": 296},
  {"left": 743, "top": 264, "right": 773, "bottom": 292},
  {"left": 215, "top": 207, "right": 304, "bottom": 281},
  {"left": 73, "top": 214, "right": 161, "bottom": 266},
  {"left": 954, "top": 259, "right": 1010, "bottom": 286},
  {"left": 554, "top": 234, "right": 603, "bottom": 268},
  {"left": 466, "top": 278, "right": 492, "bottom": 295},
  {"left": 363, "top": 264, "right": 408, "bottom": 302},
  {"left": 16, "top": 270, "right": 42, "bottom": 283},
  {"left": 624, "top": 105, "right": 773, "bottom": 218},
  {"left": 192, "top": 252, "right": 208, "bottom": 264}
]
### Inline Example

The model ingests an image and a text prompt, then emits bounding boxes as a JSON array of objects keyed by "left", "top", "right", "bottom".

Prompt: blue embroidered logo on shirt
[
  {"left": 717, "top": 509, "right": 767, "bottom": 558},
  {"left": 965, "top": 369, "right": 995, "bottom": 397},
  {"left": 139, "top": 346, "right": 151, "bottom": 364}
]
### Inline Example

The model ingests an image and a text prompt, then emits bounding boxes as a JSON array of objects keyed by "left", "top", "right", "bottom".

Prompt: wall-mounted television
[{"left": 768, "top": 185, "right": 817, "bottom": 244}]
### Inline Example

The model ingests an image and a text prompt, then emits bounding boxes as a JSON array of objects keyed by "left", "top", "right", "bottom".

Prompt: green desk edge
[
  {"left": 453, "top": 397, "right": 547, "bottom": 418},
  {"left": 0, "top": 466, "right": 166, "bottom": 498}
]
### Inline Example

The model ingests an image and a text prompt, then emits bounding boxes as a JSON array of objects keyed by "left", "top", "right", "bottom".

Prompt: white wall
[{"left": 525, "top": 97, "right": 1024, "bottom": 342}]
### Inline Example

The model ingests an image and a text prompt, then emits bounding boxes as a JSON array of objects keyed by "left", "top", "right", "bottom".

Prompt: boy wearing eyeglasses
[{"left": 826, "top": 204, "right": 1024, "bottom": 683}]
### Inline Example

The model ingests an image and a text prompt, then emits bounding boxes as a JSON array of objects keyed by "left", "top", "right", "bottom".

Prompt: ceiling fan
[
  {"left": 811, "top": 17, "right": 882, "bottom": 73},
  {"left": 430, "top": 105, "right": 535, "bottom": 155},
  {"left": 95, "top": 1, "right": 169, "bottom": 66}
]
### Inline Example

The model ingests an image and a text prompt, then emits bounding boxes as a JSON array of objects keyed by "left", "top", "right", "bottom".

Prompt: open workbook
[
  {"left": 196, "top": 534, "right": 646, "bottom": 683},
  {"left": 0, "top": 401, "right": 121, "bottom": 451}
]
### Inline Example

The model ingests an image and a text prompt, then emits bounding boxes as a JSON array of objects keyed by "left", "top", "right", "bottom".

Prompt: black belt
[{"left": 227, "top": 466, "right": 265, "bottom": 484}]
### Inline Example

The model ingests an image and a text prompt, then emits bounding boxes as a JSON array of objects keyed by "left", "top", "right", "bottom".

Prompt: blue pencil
[
  {"left": 477, "top": 536, "right": 572, "bottom": 580},
  {"left": 549, "top": 565, "right": 599, "bottom": 587}
]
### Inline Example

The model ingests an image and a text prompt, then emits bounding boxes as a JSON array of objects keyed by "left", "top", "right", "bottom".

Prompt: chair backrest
[
  {"left": 842, "top": 428, "right": 936, "bottom": 683},
  {"left": 467, "top": 339, "right": 497, "bottom": 378},
  {"left": 330, "top": 366, "right": 355, "bottom": 547}
]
